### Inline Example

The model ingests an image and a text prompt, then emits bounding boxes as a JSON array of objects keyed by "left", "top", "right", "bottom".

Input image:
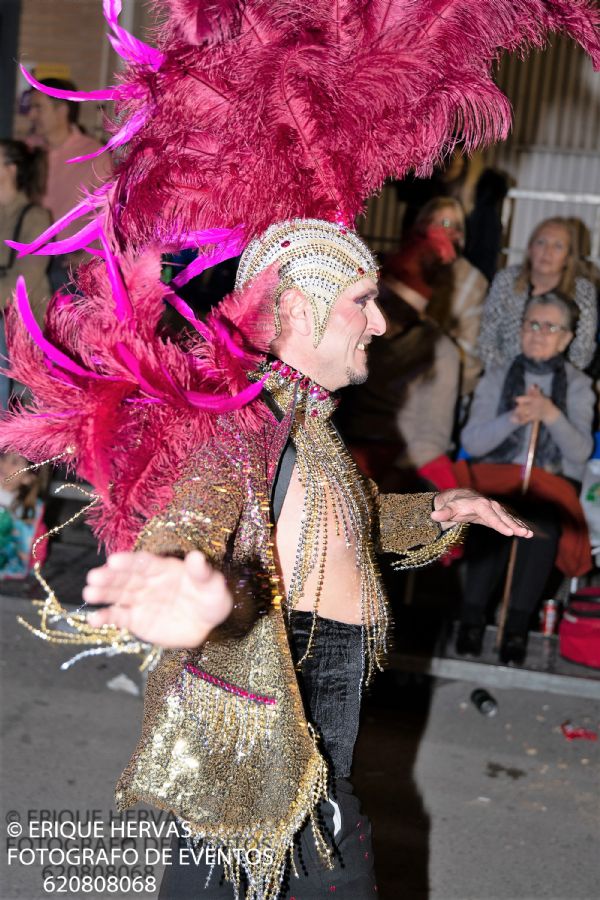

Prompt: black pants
[
  {"left": 158, "top": 778, "right": 377, "bottom": 899},
  {"left": 460, "top": 497, "right": 561, "bottom": 635}
]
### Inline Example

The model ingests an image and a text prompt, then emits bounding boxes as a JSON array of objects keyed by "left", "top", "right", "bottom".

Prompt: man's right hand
[{"left": 82, "top": 551, "right": 233, "bottom": 648}]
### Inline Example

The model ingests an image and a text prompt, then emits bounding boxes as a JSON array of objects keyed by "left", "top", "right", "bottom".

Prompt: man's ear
[{"left": 278, "top": 288, "right": 313, "bottom": 338}]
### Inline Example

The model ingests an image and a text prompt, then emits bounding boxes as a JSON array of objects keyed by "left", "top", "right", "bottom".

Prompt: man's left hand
[{"left": 431, "top": 488, "right": 533, "bottom": 537}]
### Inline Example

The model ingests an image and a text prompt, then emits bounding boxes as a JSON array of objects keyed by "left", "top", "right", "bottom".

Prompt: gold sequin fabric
[
  {"left": 116, "top": 427, "right": 331, "bottom": 899},
  {"left": 235, "top": 219, "right": 379, "bottom": 345},
  {"left": 115, "top": 373, "right": 464, "bottom": 898},
  {"left": 378, "top": 492, "right": 466, "bottom": 567}
]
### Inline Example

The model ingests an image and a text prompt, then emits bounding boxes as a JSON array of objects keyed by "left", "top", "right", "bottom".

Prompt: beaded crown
[{"left": 235, "top": 219, "right": 379, "bottom": 346}]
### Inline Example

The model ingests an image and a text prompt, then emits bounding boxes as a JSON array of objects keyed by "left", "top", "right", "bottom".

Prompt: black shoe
[
  {"left": 456, "top": 624, "right": 484, "bottom": 657},
  {"left": 499, "top": 632, "right": 527, "bottom": 666}
]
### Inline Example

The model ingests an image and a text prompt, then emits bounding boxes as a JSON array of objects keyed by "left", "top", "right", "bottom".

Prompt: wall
[
  {"left": 13, "top": 0, "right": 117, "bottom": 140},
  {"left": 489, "top": 37, "right": 600, "bottom": 265}
]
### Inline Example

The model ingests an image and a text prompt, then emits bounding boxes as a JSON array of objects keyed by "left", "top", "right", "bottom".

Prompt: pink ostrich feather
[
  {"left": 100, "top": 0, "right": 600, "bottom": 249},
  {"left": 12, "top": 1, "right": 600, "bottom": 251},
  {"left": 1, "top": 255, "right": 277, "bottom": 552}
]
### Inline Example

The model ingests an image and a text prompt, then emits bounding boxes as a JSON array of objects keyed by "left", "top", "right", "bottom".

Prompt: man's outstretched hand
[
  {"left": 82, "top": 550, "right": 233, "bottom": 648},
  {"left": 431, "top": 488, "right": 533, "bottom": 538}
]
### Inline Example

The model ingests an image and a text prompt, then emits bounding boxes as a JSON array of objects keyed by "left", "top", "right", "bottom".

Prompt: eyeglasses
[
  {"left": 438, "top": 217, "right": 464, "bottom": 232},
  {"left": 522, "top": 319, "right": 568, "bottom": 335}
]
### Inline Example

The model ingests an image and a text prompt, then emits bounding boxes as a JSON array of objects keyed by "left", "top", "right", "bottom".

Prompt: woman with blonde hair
[{"left": 477, "top": 217, "right": 597, "bottom": 371}]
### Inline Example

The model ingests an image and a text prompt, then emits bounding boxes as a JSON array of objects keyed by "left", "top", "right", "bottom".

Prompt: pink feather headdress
[{"left": 108, "top": 0, "right": 600, "bottom": 247}]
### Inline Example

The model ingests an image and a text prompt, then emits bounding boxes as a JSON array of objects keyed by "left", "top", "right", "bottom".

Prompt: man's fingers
[
  {"left": 478, "top": 501, "right": 533, "bottom": 537},
  {"left": 476, "top": 500, "right": 517, "bottom": 532},
  {"left": 430, "top": 504, "right": 454, "bottom": 521},
  {"left": 86, "top": 567, "right": 146, "bottom": 591},
  {"left": 432, "top": 499, "right": 533, "bottom": 537},
  {"left": 183, "top": 550, "right": 212, "bottom": 583},
  {"left": 106, "top": 551, "right": 170, "bottom": 574},
  {"left": 82, "top": 583, "right": 135, "bottom": 606},
  {"left": 86, "top": 606, "right": 131, "bottom": 629},
  {"left": 489, "top": 500, "right": 533, "bottom": 534}
]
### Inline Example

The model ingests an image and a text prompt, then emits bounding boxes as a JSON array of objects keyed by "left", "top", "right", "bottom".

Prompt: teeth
[{"left": 357, "top": 343, "right": 365, "bottom": 350}]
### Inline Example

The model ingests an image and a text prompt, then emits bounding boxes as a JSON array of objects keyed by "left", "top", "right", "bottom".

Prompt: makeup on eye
[{"left": 355, "top": 293, "right": 378, "bottom": 307}]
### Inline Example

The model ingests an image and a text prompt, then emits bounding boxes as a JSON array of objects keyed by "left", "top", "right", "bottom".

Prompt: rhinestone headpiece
[{"left": 235, "top": 219, "right": 379, "bottom": 346}]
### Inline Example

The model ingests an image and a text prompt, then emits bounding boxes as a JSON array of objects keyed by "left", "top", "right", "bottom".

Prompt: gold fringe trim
[
  {"left": 116, "top": 725, "right": 332, "bottom": 900},
  {"left": 391, "top": 522, "right": 467, "bottom": 570},
  {"left": 16, "top": 481, "right": 157, "bottom": 671},
  {"left": 177, "top": 668, "right": 276, "bottom": 760}
]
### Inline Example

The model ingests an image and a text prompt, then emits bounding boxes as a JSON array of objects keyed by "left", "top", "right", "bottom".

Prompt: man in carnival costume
[{"left": 3, "top": 1, "right": 599, "bottom": 898}]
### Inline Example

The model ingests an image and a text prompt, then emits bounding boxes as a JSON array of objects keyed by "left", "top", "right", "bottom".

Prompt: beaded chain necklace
[{"left": 254, "top": 358, "right": 389, "bottom": 687}]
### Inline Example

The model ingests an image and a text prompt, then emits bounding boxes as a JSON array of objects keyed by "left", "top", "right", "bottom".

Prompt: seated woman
[{"left": 456, "top": 292, "right": 594, "bottom": 664}]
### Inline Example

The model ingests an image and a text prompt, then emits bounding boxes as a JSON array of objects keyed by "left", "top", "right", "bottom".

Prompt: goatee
[{"left": 346, "top": 367, "right": 368, "bottom": 386}]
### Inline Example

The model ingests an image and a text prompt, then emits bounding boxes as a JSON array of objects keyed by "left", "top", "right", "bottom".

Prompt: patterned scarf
[{"left": 484, "top": 353, "right": 568, "bottom": 469}]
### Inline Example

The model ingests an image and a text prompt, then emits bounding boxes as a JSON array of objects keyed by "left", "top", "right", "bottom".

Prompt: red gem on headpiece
[
  {"left": 280, "top": 364, "right": 291, "bottom": 377},
  {"left": 357, "top": 266, "right": 365, "bottom": 275},
  {"left": 300, "top": 377, "right": 311, "bottom": 390},
  {"left": 281, "top": 240, "right": 291, "bottom": 247},
  {"left": 271, "top": 359, "right": 282, "bottom": 371}
]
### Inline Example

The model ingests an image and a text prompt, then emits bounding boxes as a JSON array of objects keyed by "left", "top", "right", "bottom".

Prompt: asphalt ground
[{"left": 0, "top": 533, "right": 598, "bottom": 900}]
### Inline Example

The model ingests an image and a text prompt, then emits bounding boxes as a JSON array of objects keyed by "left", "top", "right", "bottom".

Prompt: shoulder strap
[
  {"left": 272, "top": 439, "right": 296, "bottom": 525},
  {"left": 4, "top": 203, "right": 35, "bottom": 272}
]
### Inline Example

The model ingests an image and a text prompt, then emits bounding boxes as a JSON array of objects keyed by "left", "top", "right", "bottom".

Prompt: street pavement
[{"left": 0, "top": 557, "right": 598, "bottom": 900}]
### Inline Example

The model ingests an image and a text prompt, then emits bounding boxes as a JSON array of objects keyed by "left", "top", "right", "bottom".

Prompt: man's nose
[{"left": 367, "top": 300, "right": 386, "bottom": 336}]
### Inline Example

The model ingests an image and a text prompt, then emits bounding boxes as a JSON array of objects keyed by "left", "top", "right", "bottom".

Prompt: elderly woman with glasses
[
  {"left": 477, "top": 217, "right": 597, "bottom": 372},
  {"left": 454, "top": 291, "right": 594, "bottom": 664}
]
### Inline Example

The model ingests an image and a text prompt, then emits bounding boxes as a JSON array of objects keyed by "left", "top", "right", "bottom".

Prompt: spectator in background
[
  {"left": 456, "top": 292, "right": 594, "bottom": 664},
  {"left": 415, "top": 197, "right": 488, "bottom": 397},
  {"left": 464, "top": 168, "right": 509, "bottom": 283},
  {"left": 477, "top": 217, "right": 597, "bottom": 372},
  {"left": 338, "top": 224, "right": 460, "bottom": 493},
  {"left": 0, "top": 140, "right": 52, "bottom": 408},
  {"left": 0, "top": 452, "right": 47, "bottom": 578},
  {"left": 395, "top": 150, "right": 469, "bottom": 233},
  {"left": 27, "top": 79, "right": 112, "bottom": 291}
]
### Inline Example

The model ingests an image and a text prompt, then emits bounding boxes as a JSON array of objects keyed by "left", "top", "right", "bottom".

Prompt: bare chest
[{"left": 274, "top": 464, "right": 366, "bottom": 624}]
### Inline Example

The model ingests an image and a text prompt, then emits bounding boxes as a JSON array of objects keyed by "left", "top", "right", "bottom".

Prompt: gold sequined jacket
[{"left": 114, "top": 371, "right": 460, "bottom": 896}]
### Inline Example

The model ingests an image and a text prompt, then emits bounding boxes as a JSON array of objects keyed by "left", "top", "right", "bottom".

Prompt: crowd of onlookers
[
  {"left": 1, "top": 82, "right": 599, "bottom": 664},
  {"left": 340, "top": 188, "right": 600, "bottom": 665}
]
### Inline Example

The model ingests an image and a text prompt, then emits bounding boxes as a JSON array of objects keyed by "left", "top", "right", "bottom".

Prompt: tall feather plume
[
  {"left": 165, "top": 0, "right": 242, "bottom": 44},
  {"left": 99, "top": 0, "right": 600, "bottom": 249},
  {"left": 1, "top": 255, "right": 277, "bottom": 552}
]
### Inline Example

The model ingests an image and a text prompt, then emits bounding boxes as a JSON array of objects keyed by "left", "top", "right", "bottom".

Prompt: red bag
[{"left": 559, "top": 596, "right": 600, "bottom": 670}]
